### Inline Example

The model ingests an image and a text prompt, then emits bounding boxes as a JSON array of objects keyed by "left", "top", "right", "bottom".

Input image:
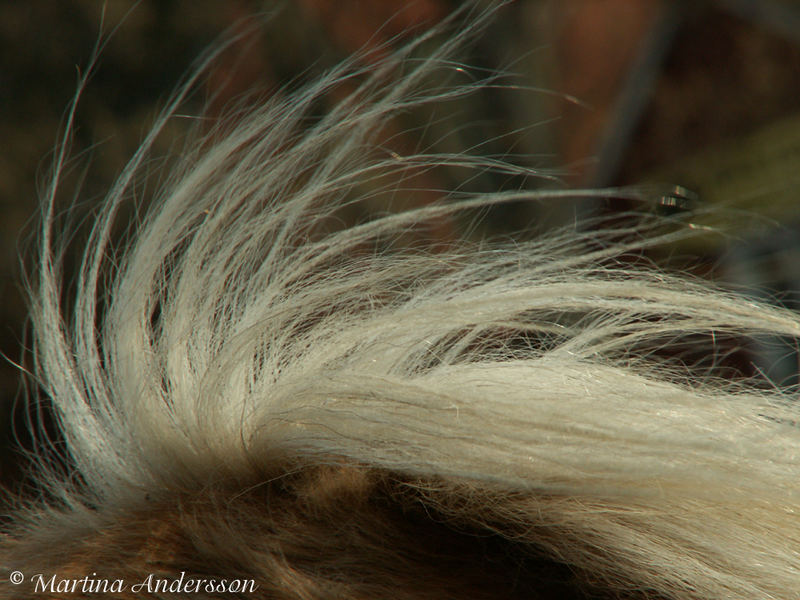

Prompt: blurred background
[{"left": 2, "top": 0, "right": 800, "bottom": 490}]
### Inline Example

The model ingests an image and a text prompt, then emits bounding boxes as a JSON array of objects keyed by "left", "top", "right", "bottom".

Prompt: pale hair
[{"left": 2, "top": 6, "right": 800, "bottom": 600}]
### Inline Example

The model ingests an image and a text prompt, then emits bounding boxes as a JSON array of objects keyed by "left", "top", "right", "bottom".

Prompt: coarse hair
[{"left": 2, "top": 5, "right": 800, "bottom": 600}]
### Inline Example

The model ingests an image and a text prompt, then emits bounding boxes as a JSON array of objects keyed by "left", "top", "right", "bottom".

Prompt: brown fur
[{"left": 3, "top": 463, "right": 662, "bottom": 599}]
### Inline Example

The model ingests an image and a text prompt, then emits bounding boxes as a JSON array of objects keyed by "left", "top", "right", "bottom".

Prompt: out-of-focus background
[{"left": 2, "top": 0, "right": 800, "bottom": 490}]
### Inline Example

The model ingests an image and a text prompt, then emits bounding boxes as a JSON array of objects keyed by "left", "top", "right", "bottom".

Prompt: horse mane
[{"left": 3, "top": 5, "right": 800, "bottom": 599}]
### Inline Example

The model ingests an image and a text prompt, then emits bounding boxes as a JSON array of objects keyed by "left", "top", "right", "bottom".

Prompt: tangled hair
[{"left": 3, "top": 6, "right": 800, "bottom": 600}]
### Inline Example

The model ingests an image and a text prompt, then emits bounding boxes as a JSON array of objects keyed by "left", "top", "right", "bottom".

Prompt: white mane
[{"left": 4, "top": 6, "right": 800, "bottom": 599}]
